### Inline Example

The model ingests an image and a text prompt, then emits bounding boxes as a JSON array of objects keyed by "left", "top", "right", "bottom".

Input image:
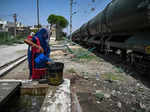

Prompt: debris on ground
[
  {"left": 1, "top": 42, "right": 150, "bottom": 112},
  {"left": 95, "top": 91, "right": 104, "bottom": 101}
]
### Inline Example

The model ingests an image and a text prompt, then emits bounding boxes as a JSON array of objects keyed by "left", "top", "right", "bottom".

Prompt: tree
[
  {"left": 47, "top": 14, "right": 68, "bottom": 40},
  {"left": 34, "top": 24, "right": 42, "bottom": 28},
  {"left": 47, "top": 14, "right": 68, "bottom": 29}
]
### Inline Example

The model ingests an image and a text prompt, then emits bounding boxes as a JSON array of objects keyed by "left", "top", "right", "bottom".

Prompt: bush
[
  {"left": 0, "top": 32, "right": 24, "bottom": 45},
  {"left": 30, "top": 29, "right": 38, "bottom": 34},
  {"left": 0, "top": 32, "right": 12, "bottom": 44}
]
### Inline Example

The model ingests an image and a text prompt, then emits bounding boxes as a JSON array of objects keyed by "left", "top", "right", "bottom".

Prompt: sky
[{"left": 0, "top": 0, "right": 110, "bottom": 33}]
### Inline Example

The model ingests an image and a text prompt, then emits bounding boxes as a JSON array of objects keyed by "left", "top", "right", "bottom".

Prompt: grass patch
[
  {"left": 0, "top": 32, "right": 25, "bottom": 45},
  {"left": 66, "top": 68, "right": 76, "bottom": 74},
  {"left": 112, "top": 66, "right": 124, "bottom": 73},
  {"left": 69, "top": 48, "right": 99, "bottom": 62},
  {"left": 95, "top": 92, "right": 104, "bottom": 101},
  {"left": 136, "top": 87, "right": 144, "bottom": 92},
  {"left": 101, "top": 72, "right": 124, "bottom": 81},
  {"left": 2, "top": 38, "right": 24, "bottom": 45}
]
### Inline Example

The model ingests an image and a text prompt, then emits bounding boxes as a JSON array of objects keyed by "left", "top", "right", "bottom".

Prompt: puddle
[{"left": 2, "top": 95, "right": 45, "bottom": 112}]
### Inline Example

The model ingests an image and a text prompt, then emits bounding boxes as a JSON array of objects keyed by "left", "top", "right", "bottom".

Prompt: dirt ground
[
  {"left": 52, "top": 45, "right": 150, "bottom": 112},
  {"left": 1, "top": 43, "right": 150, "bottom": 112}
]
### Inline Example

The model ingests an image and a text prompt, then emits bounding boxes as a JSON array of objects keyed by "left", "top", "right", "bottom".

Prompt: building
[
  {"left": 0, "top": 19, "right": 9, "bottom": 32},
  {"left": 29, "top": 26, "right": 38, "bottom": 31},
  {"left": 0, "top": 19, "right": 24, "bottom": 32},
  {"left": 0, "top": 19, "right": 30, "bottom": 36},
  {"left": 16, "top": 22, "right": 24, "bottom": 30}
]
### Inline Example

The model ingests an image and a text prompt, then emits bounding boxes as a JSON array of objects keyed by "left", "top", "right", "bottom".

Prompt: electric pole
[
  {"left": 13, "top": 13, "right": 17, "bottom": 37},
  {"left": 37, "top": 0, "right": 40, "bottom": 30},
  {"left": 70, "top": 0, "right": 73, "bottom": 40}
]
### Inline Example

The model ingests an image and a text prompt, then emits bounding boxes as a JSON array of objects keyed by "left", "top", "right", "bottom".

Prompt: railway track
[
  {"left": 0, "top": 45, "right": 66, "bottom": 78},
  {"left": 0, "top": 55, "right": 27, "bottom": 77}
]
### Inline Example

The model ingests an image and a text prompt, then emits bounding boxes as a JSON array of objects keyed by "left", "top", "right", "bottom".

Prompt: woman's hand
[
  {"left": 38, "top": 46, "right": 44, "bottom": 53},
  {"left": 24, "top": 38, "right": 44, "bottom": 53}
]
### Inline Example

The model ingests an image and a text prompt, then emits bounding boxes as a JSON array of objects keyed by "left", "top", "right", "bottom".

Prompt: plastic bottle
[{"left": 96, "top": 72, "right": 100, "bottom": 81}]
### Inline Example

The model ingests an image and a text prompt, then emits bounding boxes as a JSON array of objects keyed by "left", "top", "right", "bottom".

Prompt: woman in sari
[{"left": 24, "top": 28, "right": 52, "bottom": 79}]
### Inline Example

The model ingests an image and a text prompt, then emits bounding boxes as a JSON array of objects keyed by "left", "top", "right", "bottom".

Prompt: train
[{"left": 70, "top": 0, "right": 150, "bottom": 73}]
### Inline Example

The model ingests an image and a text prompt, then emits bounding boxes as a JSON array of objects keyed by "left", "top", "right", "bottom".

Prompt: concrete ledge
[
  {"left": 40, "top": 79, "right": 71, "bottom": 112},
  {"left": 0, "top": 81, "right": 21, "bottom": 111},
  {"left": 0, "top": 80, "right": 49, "bottom": 96},
  {"left": 21, "top": 83, "right": 49, "bottom": 96},
  {"left": 0, "top": 79, "right": 32, "bottom": 83}
]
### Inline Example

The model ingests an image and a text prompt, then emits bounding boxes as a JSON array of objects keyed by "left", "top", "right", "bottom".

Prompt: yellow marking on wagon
[{"left": 145, "top": 46, "right": 150, "bottom": 54}]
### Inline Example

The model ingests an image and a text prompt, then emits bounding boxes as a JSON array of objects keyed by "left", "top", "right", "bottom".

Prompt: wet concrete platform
[
  {"left": 0, "top": 79, "right": 71, "bottom": 112},
  {"left": 0, "top": 82, "right": 21, "bottom": 110},
  {"left": 40, "top": 79, "right": 71, "bottom": 112}
]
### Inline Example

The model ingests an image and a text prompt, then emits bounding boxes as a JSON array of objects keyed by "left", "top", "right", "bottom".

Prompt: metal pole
[
  {"left": 70, "top": 0, "right": 73, "bottom": 40},
  {"left": 13, "top": 13, "right": 17, "bottom": 37},
  {"left": 37, "top": 0, "right": 40, "bottom": 30}
]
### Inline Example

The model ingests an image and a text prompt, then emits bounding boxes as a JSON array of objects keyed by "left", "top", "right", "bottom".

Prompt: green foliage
[
  {"left": 0, "top": 32, "right": 24, "bottom": 45},
  {"left": 34, "top": 24, "right": 42, "bottom": 28},
  {"left": 113, "top": 66, "right": 124, "bottom": 73},
  {"left": 101, "top": 72, "right": 124, "bottom": 81},
  {"left": 65, "top": 47, "right": 99, "bottom": 62},
  {"left": 47, "top": 14, "right": 68, "bottom": 28},
  {"left": 95, "top": 92, "right": 104, "bottom": 101},
  {"left": 67, "top": 68, "right": 76, "bottom": 73},
  {"left": 0, "top": 37, "right": 23, "bottom": 45},
  {"left": 30, "top": 29, "right": 38, "bottom": 34},
  {"left": 38, "top": 24, "right": 42, "bottom": 28},
  {"left": 47, "top": 14, "right": 58, "bottom": 25}
]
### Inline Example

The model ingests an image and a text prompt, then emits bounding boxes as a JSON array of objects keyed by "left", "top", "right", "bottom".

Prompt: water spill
[{"left": 2, "top": 95, "right": 45, "bottom": 112}]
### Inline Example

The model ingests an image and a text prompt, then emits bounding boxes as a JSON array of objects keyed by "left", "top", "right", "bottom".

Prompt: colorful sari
[{"left": 27, "top": 28, "right": 51, "bottom": 78}]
